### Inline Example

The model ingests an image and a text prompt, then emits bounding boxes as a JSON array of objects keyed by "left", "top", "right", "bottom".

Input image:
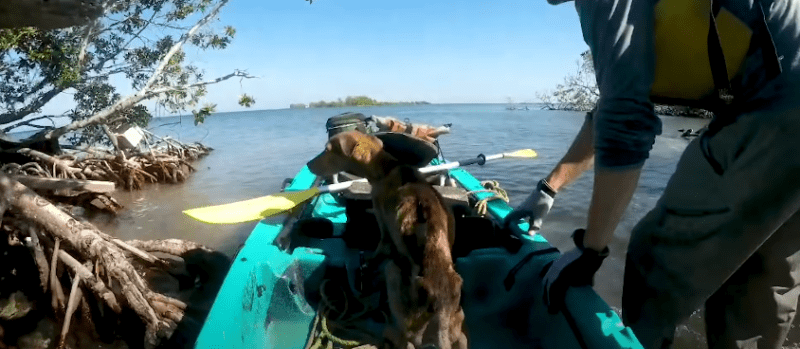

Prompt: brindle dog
[{"left": 307, "top": 131, "right": 467, "bottom": 349}]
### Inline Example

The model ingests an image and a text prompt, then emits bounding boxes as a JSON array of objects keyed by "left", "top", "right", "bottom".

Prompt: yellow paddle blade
[
  {"left": 504, "top": 149, "right": 538, "bottom": 158},
  {"left": 183, "top": 188, "right": 321, "bottom": 224}
]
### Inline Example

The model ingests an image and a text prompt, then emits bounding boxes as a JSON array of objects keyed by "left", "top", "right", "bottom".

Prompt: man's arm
[
  {"left": 573, "top": 0, "right": 660, "bottom": 251},
  {"left": 544, "top": 111, "right": 641, "bottom": 252},
  {"left": 504, "top": 110, "right": 597, "bottom": 234},
  {"left": 545, "top": 113, "right": 595, "bottom": 192},
  {"left": 584, "top": 167, "right": 641, "bottom": 251},
  {"left": 542, "top": 0, "right": 660, "bottom": 313},
  {"left": 543, "top": 112, "right": 642, "bottom": 252}
]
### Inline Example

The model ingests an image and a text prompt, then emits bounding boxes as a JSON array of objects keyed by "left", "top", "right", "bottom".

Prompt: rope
[
  {"left": 305, "top": 279, "right": 385, "bottom": 349},
  {"left": 468, "top": 180, "right": 510, "bottom": 217},
  {"left": 306, "top": 315, "right": 364, "bottom": 349}
]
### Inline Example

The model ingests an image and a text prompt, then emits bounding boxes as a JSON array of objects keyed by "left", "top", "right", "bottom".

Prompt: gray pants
[{"left": 622, "top": 103, "right": 800, "bottom": 349}]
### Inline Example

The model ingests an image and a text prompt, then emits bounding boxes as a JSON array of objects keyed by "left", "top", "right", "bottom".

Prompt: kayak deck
[{"left": 195, "top": 163, "right": 642, "bottom": 349}]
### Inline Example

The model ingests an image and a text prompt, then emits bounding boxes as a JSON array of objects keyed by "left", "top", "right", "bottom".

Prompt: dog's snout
[{"left": 306, "top": 151, "right": 330, "bottom": 176}]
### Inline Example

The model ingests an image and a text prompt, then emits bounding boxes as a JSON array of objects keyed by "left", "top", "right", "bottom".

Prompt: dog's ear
[
  {"left": 335, "top": 131, "right": 383, "bottom": 164},
  {"left": 307, "top": 131, "right": 392, "bottom": 179}
]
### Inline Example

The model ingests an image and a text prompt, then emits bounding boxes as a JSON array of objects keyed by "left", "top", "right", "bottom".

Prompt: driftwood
[
  {"left": 50, "top": 239, "right": 66, "bottom": 313},
  {"left": 58, "top": 273, "right": 83, "bottom": 349},
  {"left": 18, "top": 148, "right": 85, "bottom": 179},
  {"left": 0, "top": 174, "right": 186, "bottom": 348},
  {"left": 125, "top": 239, "right": 214, "bottom": 256},
  {"left": 12, "top": 175, "right": 115, "bottom": 195},
  {"left": 0, "top": 132, "right": 217, "bottom": 348},
  {"left": 2, "top": 132, "right": 211, "bottom": 191},
  {"left": 26, "top": 226, "right": 50, "bottom": 292},
  {"left": 57, "top": 250, "right": 121, "bottom": 313}
]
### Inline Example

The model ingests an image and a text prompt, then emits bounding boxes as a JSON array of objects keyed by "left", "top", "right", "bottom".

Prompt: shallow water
[{"left": 91, "top": 104, "right": 736, "bottom": 347}]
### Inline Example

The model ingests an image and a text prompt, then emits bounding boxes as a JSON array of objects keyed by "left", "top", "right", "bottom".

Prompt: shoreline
[{"left": 540, "top": 105, "right": 713, "bottom": 119}]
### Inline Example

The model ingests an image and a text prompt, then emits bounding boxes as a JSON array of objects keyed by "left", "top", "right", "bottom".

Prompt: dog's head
[{"left": 307, "top": 130, "right": 396, "bottom": 180}]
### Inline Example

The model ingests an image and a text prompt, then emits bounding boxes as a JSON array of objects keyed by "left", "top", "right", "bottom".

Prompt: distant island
[{"left": 290, "top": 96, "right": 430, "bottom": 109}]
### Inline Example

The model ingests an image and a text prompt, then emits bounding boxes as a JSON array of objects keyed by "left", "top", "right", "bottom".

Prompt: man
[{"left": 505, "top": 0, "right": 800, "bottom": 347}]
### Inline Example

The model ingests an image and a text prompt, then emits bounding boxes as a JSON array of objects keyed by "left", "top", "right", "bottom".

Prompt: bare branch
[
  {"left": 85, "top": 67, "right": 131, "bottom": 80},
  {"left": 37, "top": 69, "right": 247, "bottom": 140},
  {"left": 5, "top": 122, "right": 50, "bottom": 132},
  {"left": 0, "top": 87, "right": 67, "bottom": 125},
  {"left": 143, "top": 0, "right": 230, "bottom": 91},
  {"left": 0, "top": 3, "right": 110, "bottom": 125},
  {"left": 16, "top": 78, "right": 51, "bottom": 105},
  {"left": 146, "top": 70, "right": 255, "bottom": 96},
  {"left": 138, "top": 16, "right": 192, "bottom": 31},
  {"left": 86, "top": 11, "right": 158, "bottom": 74},
  {"left": 78, "top": 19, "right": 101, "bottom": 67},
  {"left": 39, "top": 0, "right": 233, "bottom": 142}
]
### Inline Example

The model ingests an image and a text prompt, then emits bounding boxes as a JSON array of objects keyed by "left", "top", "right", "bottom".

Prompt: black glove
[{"left": 541, "top": 229, "right": 609, "bottom": 313}]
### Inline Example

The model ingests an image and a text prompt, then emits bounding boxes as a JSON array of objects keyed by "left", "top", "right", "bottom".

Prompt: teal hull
[{"left": 195, "top": 163, "right": 643, "bottom": 349}]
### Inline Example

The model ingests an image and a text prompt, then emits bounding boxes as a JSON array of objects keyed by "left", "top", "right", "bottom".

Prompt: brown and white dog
[{"left": 307, "top": 130, "right": 468, "bottom": 349}]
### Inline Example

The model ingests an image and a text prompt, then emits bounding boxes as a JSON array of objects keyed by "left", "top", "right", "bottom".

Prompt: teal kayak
[{"left": 194, "top": 147, "right": 643, "bottom": 349}]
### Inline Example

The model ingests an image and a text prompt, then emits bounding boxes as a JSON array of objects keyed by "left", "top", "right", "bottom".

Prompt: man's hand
[
  {"left": 504, "top": 179, "right": 556, "bottom": 235},
  {"left": 542, "top": 229, "right": 609, "bottom": 313}
]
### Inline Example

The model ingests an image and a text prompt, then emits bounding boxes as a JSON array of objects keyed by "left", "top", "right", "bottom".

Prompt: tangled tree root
[
  {"left": 3, "top": 132, "right": 211, "bottom": 191},
  {"left": 0, "top": 133, "right": 221, "bottom": 348},
  {"left": 0, "top": 175, "right": 202, "bottom": 348}
]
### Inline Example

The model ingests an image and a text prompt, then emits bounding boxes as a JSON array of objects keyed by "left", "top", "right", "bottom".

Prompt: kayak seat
[
  {"left": 339, "top": 179, "right": 472, "bottom": 208},
  {"left": 452, "top": 216, "right": 522, "bottom": 259},
  {"left": 342, "top": 197, "right": 381, "bottom": 251},
  {"left": 287, "top": 217, "right": 336, "bottom": 253},
  {"left": 338, "top": 180, "right": 473, "bottom": 252}
]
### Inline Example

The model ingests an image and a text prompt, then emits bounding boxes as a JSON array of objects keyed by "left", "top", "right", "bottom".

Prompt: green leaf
[
  {"left": 192, "top": 103, "right": 216, "bottom": 125},
  {"left": 238, "top": 94, "right": 255, "bottom": 107},
  {"left": 224, "top": 26, "right": 236, "bottom": 38}
]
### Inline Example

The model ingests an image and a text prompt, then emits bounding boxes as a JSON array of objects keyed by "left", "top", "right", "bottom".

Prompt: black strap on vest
[
  {"left": 752, "top": 0, "right": 783, "bottom": 81},
  {"left": 706, "top": 0, "right": 781, "bottom": 109},
  {"left": 702, "top": 0, "right": 782, "bottom": 175},
  {"left": 707, "top": 0, "right": 733, "bottom": 105}
]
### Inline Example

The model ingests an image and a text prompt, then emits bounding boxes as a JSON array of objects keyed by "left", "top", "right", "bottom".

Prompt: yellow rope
[
  {"left": 468, "top": 180, "right": 510, "bottom": 217},
  {"left": 308, "top": 311, "right": 366, "bottom": 349},
  {"left": 322, "top": 317, "right": 363, "bottom": 347},
  {"left": 306, "top": 279, "right": 384, "bottom": 349}
]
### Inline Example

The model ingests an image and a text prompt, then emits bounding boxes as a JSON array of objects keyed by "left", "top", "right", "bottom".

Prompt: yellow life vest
[{"left": 651, "top": 0, "right": 753, "bottom": 102}]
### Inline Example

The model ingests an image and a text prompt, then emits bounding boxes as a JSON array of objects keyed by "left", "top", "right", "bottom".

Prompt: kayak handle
[{"left": 457, "top": 154, "right": 486, "bottom": 167}]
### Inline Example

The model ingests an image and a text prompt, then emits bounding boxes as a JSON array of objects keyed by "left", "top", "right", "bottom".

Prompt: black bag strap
[
  {"left": 752, "top": 0, "right": 782, "bottom": 81},
  {"left": 702, "top": 0, "right": 783, "bottom": 175},
  {"left": 707, "top": 0, "right": 782, "bottom": 108},
  {"left": 707, "top": 0, "right": 734, "bottom": 105}
]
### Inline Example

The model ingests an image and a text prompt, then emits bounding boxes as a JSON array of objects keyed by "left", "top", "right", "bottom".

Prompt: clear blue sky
[{"left": 186, "top": 0, "right": 589, "bottom": 112}]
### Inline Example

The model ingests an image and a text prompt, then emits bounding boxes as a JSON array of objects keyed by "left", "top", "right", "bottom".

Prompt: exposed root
[
  {"left": 125, "top": 239, "right": 213, "bottom": 256},
  {"left": 0, "top": 173, "right": 220, "bottom": 348},
  {"left": 50, "top": 239, "right": 66, "bottom": 313},
  {"left": 6, "top": 133, "right": 210, "bottom": 191},
  {"left": 57, "top": 250, "right": 121, "bottom": 313},
  {"left": 58, "top": 273, "right": 82, "bottom": 349},
  {"left": 111, "top": 238, "right": 163, "bottom": 266},
  {"left": 0, "top": 133, "right": 216, "bottom": 348},
  {"left": 27, "top": 226, "right": 50, "bottom": 292}
]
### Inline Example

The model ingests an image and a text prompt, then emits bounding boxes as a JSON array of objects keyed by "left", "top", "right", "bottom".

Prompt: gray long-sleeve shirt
[{"left": 573, "top": 0, "right": 800, "bottom": 169}]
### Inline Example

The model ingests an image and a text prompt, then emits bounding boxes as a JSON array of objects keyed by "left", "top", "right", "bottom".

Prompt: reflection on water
[{"left": 95, "top": 105, "right": 726, "bottom": 347}]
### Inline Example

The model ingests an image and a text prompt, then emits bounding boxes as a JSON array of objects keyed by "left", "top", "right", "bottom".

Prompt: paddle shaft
[
  {"left": 318, "top": 153, "right": 491, "bottom": 194},
  {"left": 183, "top": 149, "right": 535, "bottom": 224}
]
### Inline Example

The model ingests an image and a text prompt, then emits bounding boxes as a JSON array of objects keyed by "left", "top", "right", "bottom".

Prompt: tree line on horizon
[{"left": 291, "top": 95, "right": 430, "bottom": 109}]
